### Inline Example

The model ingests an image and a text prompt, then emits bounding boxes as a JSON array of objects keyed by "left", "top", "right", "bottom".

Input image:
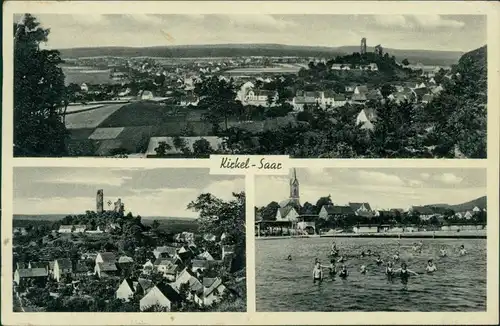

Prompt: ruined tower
[
  {"left": 289, "top": 168, "right": 300, "bottom": 207},
  {"left": 360, "top": 38, "right": 367, "bottom": 55},
  {"left": 96, "top": 189, "right": 104, "bottom": 214},
  {"left": 375, "top": 44, "right": 383, "bottom": 56}
]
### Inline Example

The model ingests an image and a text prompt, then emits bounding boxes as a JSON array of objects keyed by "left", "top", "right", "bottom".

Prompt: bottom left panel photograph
[{"left": 11, "top": 167, "right": 246, "bottom": 312}]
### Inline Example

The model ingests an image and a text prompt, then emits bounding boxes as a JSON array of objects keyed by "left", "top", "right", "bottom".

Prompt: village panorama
[
  {"left": 13, "top": 14, "right": 486, "bottom": 158},
  {"left": 12, "top": 169, "right": 246, "bottom": 312}
]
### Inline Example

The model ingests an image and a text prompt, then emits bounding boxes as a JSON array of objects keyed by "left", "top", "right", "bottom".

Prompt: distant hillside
[
  {"left": 58, "top": 43, "right": 464, "bottom": 66},
  {"left": 425, "top": 196, "right": 487, "bottom": 212},
  {"left": 14, "top": 214, "right": 196, "bottom": 221}
]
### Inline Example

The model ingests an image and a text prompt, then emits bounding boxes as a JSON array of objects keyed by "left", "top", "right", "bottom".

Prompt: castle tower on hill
[
  {"left": 96, "top": 189, "right": 104, "bottom": 214},
  {"left": 289, "top": 168, "right": 300, "bottom": 207},
  {"left": 360, "top": 38, "right": 367, "bottom": 55}
]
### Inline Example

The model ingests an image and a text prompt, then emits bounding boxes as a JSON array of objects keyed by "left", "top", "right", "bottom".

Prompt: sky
[
  {"left": 13, "top": 168, "right": 244, "bottom": 218},
  {"left": 17, "top": 14, "right": 486, "bottom": 52},
  {"left": 255, "top": 168, "right": 486, "bottom": 210}
]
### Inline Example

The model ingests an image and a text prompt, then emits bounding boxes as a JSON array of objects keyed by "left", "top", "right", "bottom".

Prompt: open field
[
  {"left": 65, "top": 103, "right": 125, "bottom": 129},
  {"left": 224, "top": 66, "right": 301, "bottom": 75}
]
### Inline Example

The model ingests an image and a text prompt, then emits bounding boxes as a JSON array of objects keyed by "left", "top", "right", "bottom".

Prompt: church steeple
[{"left": 289, "top": 168, "right": 300, "bottom": 206}]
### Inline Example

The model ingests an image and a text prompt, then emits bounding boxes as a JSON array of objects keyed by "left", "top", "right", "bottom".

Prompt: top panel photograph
[{"left": 12, "top": 14, "right": 487, "bottom": 158}]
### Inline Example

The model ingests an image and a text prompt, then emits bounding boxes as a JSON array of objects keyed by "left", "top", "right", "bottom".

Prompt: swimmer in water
[
  {"left": 375, "top": 255, "right": 384, "bottom": 266},
  {"left": 360, "top": 251, "right": 366, "bottom": 258},
  {"left": 394, "top": 263, "right": 419, "bottom": 290},
  {"left": 360, "top": 265, "right": 367, "bottom": 274},
  {"left": 337, "top": 255, "right": 346, "bottom": 263},
  {"left": 339, "top": 264, "right": 349, "bottom": 278},
  {"left": 440, "top": 246, "right": 447, "bottom": 257},
  {"left": 412, "top": 243, "right": 419, "bottom": 251},
  {"left": 386, "top": 261, "right": 395, "bottom": 281},
  {"left": 459, "top": 245, "right": 467, "bottom": 256},
  {"left": 393, "top": 252, "right": 400, "bottom": 261},
  {"left": 425, "top": 259, "right": 437, "bottom": 273},
  {"left": 312, "top": 262, "right": 323, "bottom": 284},
  {"left": 367, "top": 249, "right": 372, "bottom": 256},
  {"left": 328, "top": 260, "right": 337, "bottom": 278},
  {"left": 286, "top": 254, "right": 292, "bottom": 261}
]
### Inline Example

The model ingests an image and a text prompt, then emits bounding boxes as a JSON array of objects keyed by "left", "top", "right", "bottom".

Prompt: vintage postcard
[{"left": 2, "top": 1, "right": 500, "bottom": 326}]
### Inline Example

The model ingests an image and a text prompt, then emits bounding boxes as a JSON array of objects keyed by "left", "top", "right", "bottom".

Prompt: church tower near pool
[{"left": 289, "top": 168, "right": 300, "bottom": 207}]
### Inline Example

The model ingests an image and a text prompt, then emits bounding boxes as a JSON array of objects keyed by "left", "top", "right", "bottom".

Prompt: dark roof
[
  {"left": 351, "top": 93, "right": 367, "bottom": 101},
  {"left": 17, "top": 268, "right": 48, "bottom": 278},
  {"left": 98, "top": 252, "right": 117, "bottom": 263},
  {"left": 356, "top": 85, "right": 369, "bottom": 93},
  {"left": 411, "top": 206, "right": 435, "bottom": 215},
  {"left": 137, "top": 278, "right": 153, "bottom": 292},
  {"left": 155, "top": 246, "right": 178, "bottom": 257},
  {"left": 192, "top": 260, "right": 210, "bottom": 269},
  {"left": 123, "top": 278, "right": 135, "bottom": 291},
  {"left": 56, "top": 258, "right": 73, "bottom": 270},
  {"left": 29, "top": 261, "right": 48, "bottom": 269},
  {"left": 278, "top": 206, "right": 297, "bottom": 219},
  {"left": 349, "top": 202, "right": 372, "bottom": 211},
  {"left": 202, "top": 277, "right": 217, "bottom": 288},
  {"left": 156, "top": 283, "right": 182, "bottom": 303},
  {"left": 98, "top": 262, "right": 118, "bottom": 272},
  {"left": 322, "top": 205, "right": 354, "bottom": 215},
  {"left": 74, "top": 260, "right": 88, "bottom": 273}
]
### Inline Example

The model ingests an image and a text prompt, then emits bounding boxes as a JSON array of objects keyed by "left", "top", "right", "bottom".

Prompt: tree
[
  {"left": 152, "top": 220, "right": 160, "bottom": 230},
  {"left": 192, "top": 138, "right": 213, "bottom": 157},
  {"left": 187, "top": 192, "right": 245, "bottom": 272},
  {"left": 195, "top": 76, "right": 238, "bottom": 131},
  {"left": 14, "top": 14, "right": 69, "bottom": 156},
  {"left": 260, "top": 201, "right": 280, "bottom": 220},
  {"left": 315, "top": 195, "right": 333, "bottom": 213},
  {"left": 154, "top": 141, "right": 171, "bottom": 157},
  {"left": 402, "top": 58, "right": 410, "bottom": 66}
]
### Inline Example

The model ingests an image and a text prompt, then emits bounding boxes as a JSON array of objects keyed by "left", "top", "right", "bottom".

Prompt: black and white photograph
[
  {"left": 11, "top": 168, "right": 246, "bottom": 312},
  {"left": 255, "top": 168, "right": 487, "bottom": 311},
  {"left": 12, "top": 13, "right": 487, "bottom": 158}
]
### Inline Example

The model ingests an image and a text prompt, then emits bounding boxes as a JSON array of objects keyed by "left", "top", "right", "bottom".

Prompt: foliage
[
  {"left": 187, "top": 192, "right": 246, "bottom": 272},
  {"left": 14, "top": 14, "right": 69, "bottom": 156}
]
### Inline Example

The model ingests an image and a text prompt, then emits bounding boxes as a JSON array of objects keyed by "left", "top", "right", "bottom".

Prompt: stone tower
[
  {"left": 289, "top": 168, "right": 300, "bottom": 206},
  {"left": 96, "top": 189, "right": 104, "bottom": 214},
  {"left": 360, "top": 38, "right": 367, "bottom": 55},
  {"left": 375, "top": 44, "right": 383, "bottom": 56}
]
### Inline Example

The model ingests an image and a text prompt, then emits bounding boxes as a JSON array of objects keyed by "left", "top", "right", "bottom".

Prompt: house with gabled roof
[
  {"left": 196, "top": 250, "right": 215, "bottom": 261},
  {"left": 153, "top": 246, "right": 178, "bottom": 259},
  {"left": 349, "top": 203, "right": 373, "bottom": 217},
  {"left": 142, "top": 260, "right": 154, "bottom": 275},
  {"left": 53, "top": 258, "right": 73, "bottom": 282},
  {"left": 191, "top": 259, "right": 210, "bottom": 274},
  {"left": 275, "top": 205, "right": 300, "bottom": 222},
  {"left": 355, "top": 108, "right": 377, "bottom": 131},
  {"left": 116, "top": 277, "right": 153, "bottom": 302},
  {"left": 319, "top": 205, "right": 354, "bottom": 220},
  {"left": 173, "top": 268, "right": 204, "bottom": 301},
  {"left": 408, "top": 206, "right": 435, "bottom": 220},
  {"left": 14, "top": 268, "right": 48, "bottom": 285},
  {"left": 139, "top": 283, "right": 182, "bottom": 312},
  {"left": 58, "top": 225, "right": 73, "bottom": 233},
  {"left": 194, "top": 277, "right": 227, "bottom": 307}
]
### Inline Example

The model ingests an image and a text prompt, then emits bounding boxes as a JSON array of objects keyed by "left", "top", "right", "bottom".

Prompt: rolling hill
[
  {"left": 425, "top": 196, "right": 486, "bottom": 212},
  {"left": 58, "top": 43, "right": 465, "bottom": 66}
]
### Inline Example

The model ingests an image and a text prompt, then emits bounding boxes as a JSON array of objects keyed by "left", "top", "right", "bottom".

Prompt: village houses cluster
[
  {"left": 13, "top": 190, "right": 237, "bottom": 312},
  {"left": 256, "top": 169, "right": 487, "bottom": 236}
]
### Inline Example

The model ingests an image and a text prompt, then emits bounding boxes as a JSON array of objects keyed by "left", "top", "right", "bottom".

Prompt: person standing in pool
[
  {"left": 360, "top": 265, "right": 367, "bottom": 274},
  {"left": 459, "top": 245, "right": 467, "bottom": 256},
  {"left": 313, "top": 262, "right": 323, "bottom": 284},
  {"left": 440, "top": 246, "right": 447, "bottom": 257},
  {"left": 394, "top": 263, "right": 419, "bottom": 290},
  {"left": 425, "top": 259, "right": 437, "bottom": 273},
  {"left": 339, "top": 264, "right": 349, "bottom": 279},
  {"left": 328, "top": 260, "right": 337, "bottom": 278},
  {"left": 386, "top": 261, "right": 395, "bottom": 281},
  {"left": 375, "top": 255, "right": 384, "bottom": 266}
]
